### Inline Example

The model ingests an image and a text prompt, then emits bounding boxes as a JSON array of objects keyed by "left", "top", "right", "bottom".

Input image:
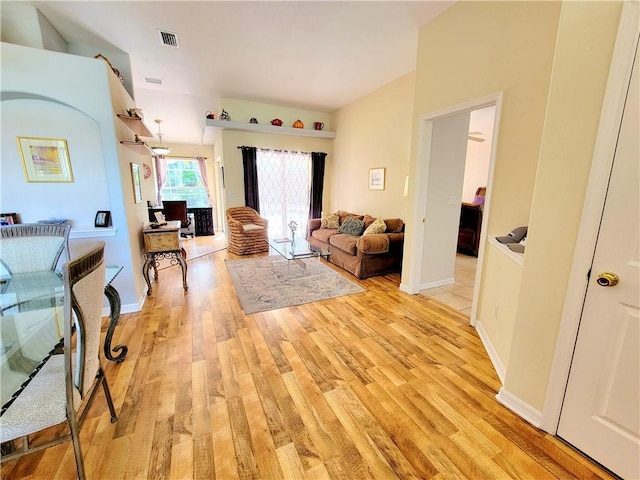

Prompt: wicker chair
[{"left": 226, "top": 207, "right": 269, "bottom": 255}]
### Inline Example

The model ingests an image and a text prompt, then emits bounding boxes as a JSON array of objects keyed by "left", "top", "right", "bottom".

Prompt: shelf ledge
[
  {"left": 206, "top": 119, "right": 335, "bottom": 138},
  {"left": 117, "top": 114, "right": 153, "bottom": 137},
  {"left": 70, "top": 227, "right": 118, "bottom": 239},
  {"left": 488, "top": 236, "right": 524, "bottom": 265}
]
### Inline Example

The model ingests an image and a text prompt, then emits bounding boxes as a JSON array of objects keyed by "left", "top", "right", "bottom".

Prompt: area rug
[
  {"left": 225, "top": 256, "right": 365, "bottom": 314},
  {"left": 156, "top": 234, "right": 226, "bottom": 270}
]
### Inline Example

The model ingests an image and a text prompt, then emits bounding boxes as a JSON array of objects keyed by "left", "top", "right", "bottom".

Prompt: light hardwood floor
[{"left": 1, "top": 245, "right": 614, "bottom": 479}]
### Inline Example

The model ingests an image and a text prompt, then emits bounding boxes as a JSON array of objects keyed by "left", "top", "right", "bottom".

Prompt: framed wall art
[
  {"left": 131, "top": 163, "right": 142, "bottom": 204},
  {"left": 369, "top": 167, "right": 385, "bottom": 191},
  {"left": 17, "top": 137, "right": 74, "bottom": 183}
]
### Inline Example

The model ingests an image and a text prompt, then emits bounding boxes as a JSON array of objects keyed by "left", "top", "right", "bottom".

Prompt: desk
[
  {"left": 148, "top": 206, "right": 214, "bottom": 236},
  {"left": 142, "top": 221, "right": 188, "bottom": 295},
  {"left": 0, "top": 266, "right": 125, "bottom": 412}
]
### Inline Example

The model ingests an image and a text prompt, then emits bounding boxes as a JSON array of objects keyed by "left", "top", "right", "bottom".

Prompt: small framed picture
[
  {"left": 131, "top": 163, "right": 142, "bottom": 204},
  {"left": 369, "top": 167, "right": 386, "bottom": 190},
  {"left": 95, "top": 211, "right": 111, "bottom": 227},
  {"left": 0, "top": 213, "right": 18, "bottom": 225},
  {"left": 17, "top": 137, "right": 74, "bottom": 183}
]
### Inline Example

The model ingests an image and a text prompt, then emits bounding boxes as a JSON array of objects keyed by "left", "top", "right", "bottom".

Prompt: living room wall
[
  {"left": 330, "top": 72, "right": 414, "bottom": 220},
  {"left": 404, "top": 0, "right": 622, "bottom": 416},
  {"left": 1, "top": 41, "right": 149, "bottom": 311},
  {"left": 215, "top": 99, "right": 333, "bottom": 217}
]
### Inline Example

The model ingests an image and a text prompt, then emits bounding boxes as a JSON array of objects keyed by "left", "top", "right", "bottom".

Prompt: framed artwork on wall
[
  {"left": 17, "top": 137, "right": 74, "bottom": 183},
  {"left": 131, "top": 163, "right": 142, "bottom": 204},
  {"left": 369, "top": 167, "right": 385, "bottom": 191}
]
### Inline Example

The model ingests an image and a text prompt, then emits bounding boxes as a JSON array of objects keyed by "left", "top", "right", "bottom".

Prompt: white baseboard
[
  {"left": 474, "top": 320, "right": 506, "bottom": 382},
  {"left": 102, "top": 297, "right": 145, "bottom": 317},
  {"left": 496, "top": 387, "right": 543, "bottom": 428},
  {"left": 419, "top": 277, "right": 454, "bottom": 290},
  {"left": 399, "top": 283, "right": 416, "bottom": 294}
]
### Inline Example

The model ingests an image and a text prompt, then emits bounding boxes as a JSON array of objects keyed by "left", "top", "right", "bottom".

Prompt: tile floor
[{"left": 419, "top": 253, "right": 477, "bottom": 316}]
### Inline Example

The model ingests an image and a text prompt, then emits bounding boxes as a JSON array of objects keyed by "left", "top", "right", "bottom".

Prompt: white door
[{"left": 557, "top": 43, "right": 639, "bottom": 479}]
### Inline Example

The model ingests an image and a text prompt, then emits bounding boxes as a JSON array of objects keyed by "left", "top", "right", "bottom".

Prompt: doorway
[
  {"left": 405, "top": 93, "right": 502, "bottom": 324},
  {"left": 419, "top": 105, "right": 496, "bottom": 315}
]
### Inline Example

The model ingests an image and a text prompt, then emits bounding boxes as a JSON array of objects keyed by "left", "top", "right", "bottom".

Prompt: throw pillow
[
  {"left": 363, "top": 217, "right": 387, "bottom": 235},
  {"left": 338, "top": 217, "right": 365, "bottom": 236},
  {"left": 320, "top": 211, "right": 339, "bottom": 229},
  {"left": 383, "top": 218, "right": 404, "bottom": 233}
]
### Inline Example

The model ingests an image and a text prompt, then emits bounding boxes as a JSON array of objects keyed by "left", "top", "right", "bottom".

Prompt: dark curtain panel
[
  {"left": 241, "top": 146, "right": 260, "bottom": 212},
  {"left": 309, "top": 152, "right": 326, "bottom": 219}
]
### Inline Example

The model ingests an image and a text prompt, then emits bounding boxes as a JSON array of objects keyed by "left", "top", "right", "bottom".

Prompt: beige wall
[
  {"left": 404, "top": 0, "right": 622, "bottom": 412},
  {"left": 405, "top": 0, "right": 562, "bottom": 371},
  {"left": 330, "top": 72, "right": 415, "bottom": 219},
  {"left": 215, "top": 98, "right": 333, "bottom": 213},
  {"left": 505, "top": 1, "right": 622, "bottom": 409}
]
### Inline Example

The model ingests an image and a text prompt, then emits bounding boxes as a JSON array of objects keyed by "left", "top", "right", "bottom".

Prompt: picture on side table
[{"left": 17, "top": 137, "right": 74, "bottom": 183}]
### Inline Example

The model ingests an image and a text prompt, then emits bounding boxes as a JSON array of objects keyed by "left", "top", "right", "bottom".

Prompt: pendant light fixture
[{"left": 150, "top": 119, "right": 171, "bottom": 155}]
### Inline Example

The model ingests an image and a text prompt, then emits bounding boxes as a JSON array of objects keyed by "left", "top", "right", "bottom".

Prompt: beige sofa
[{"left": 307, "top": 210, "right": 404, "bottom": 279}]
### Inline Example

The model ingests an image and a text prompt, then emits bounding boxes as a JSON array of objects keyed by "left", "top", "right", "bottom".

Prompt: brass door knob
[{"left": 596, "top": 272, "right": 619, "bottom": 287}]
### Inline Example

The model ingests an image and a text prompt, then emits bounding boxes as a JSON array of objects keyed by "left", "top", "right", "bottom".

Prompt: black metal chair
[{"left": 162, "top": 201, "right": 194, "bottom": 238}]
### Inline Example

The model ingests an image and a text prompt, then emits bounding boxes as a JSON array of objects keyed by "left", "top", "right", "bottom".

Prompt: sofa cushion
[
  {"left": 329, "top": 234, "right": 358, "bottom": 256},
  {"left": 242, "top": 223, "right": 263, "bottom": 231},
  {"left": 384, "top": 218, "right": 404, "bottom": 233},
  {"left": 338, "top": 218, "right": 365, "bottom": 236},
  {"left": 356, "top": 234, "right": 390, "bottom": 254},
  {"left": 311, "top": 228, "right": 338, "bottom": 243},
  {"left": 338, "top": 211, "right": 364, "bottom": 225},
  {"left": 363, "top": 218, "right": 387, "bottom": 235},
  {"left": 363, "top": 214, "right": 376, "bottom": 228},
  {"left": 320, "top": 211, "right": 339, "bottom": 229}
]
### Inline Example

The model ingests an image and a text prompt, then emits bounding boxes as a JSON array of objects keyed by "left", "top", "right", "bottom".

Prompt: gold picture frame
[
  {"left": 131, "top": 163, "right": 142, "bottom": 204},
  {"left": 17, "top": 137, "right": 74, "bottom": 183},
  {"left": 369, "top": 167, "right": 385, "bottom": 190}
]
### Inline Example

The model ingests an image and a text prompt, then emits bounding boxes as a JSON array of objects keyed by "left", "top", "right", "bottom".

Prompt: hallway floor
[{"left": 419, "top": 253, "right": 477, "bottom": 316}]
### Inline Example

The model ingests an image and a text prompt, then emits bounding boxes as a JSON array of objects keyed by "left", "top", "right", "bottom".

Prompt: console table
[
  {"left": 148, "top": 206, "right": 214, "bottom": 236},
  {"left": 142, "top": 221, "right": 188, "bottom": 295}
]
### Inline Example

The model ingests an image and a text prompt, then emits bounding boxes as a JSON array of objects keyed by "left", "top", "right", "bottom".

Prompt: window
[
  {"left": 158, "top": 158, "right": 210, "bottom": 206},
  {"left": 257, "top": 150, "right": 311, "bottom": 238}
]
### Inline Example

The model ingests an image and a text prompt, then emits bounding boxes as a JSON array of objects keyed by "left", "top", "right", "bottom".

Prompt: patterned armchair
[{"left": 226, "top": 207, "right": 269, "bottom": 255}]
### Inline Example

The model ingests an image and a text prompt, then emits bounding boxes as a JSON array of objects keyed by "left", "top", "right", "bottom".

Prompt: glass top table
[
  {"left": 268, "top": 236, "right": 331, "bottom": 276},
  {"left": 0, "top": 265, "right": 124, "bottom": 412}
]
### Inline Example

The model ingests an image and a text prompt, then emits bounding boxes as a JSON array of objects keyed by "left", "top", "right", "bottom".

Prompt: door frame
[
  {"left": 401, "top": 92, "right": 503, "bottom": 326},
  {"left": 541, "top": 2, "right": 639, "bottom": 433}
]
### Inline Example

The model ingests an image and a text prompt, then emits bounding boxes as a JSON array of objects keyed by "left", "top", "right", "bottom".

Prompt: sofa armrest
[
  {"left": 356, "top": 234, "right": 390, "bottom": 254},
  {"left": 308, "top": 218, "right": 321, "bottom": 236},
  {"left": 387, "top": 232, "right": 405, "bottom": 245}
]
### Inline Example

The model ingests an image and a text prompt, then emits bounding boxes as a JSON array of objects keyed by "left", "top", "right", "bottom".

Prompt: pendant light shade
[{"left": 151, "top": 119, "right": 171, "bottom": 155}]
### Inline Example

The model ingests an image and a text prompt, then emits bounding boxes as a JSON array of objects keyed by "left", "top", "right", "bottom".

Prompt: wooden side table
[{"left": 142, "top": 221, "right": 188, "bottom": 295}]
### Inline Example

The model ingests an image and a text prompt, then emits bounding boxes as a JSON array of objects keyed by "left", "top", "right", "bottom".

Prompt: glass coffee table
[{"left": 268, "top": 236, "right": 331, "bottom": 275}]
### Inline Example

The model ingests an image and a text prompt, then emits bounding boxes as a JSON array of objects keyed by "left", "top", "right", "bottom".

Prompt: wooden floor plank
[{"left": 0, "top": 245, "right": 616, "bottom": 480}]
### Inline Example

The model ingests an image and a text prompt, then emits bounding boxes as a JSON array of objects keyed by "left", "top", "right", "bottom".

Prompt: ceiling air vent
[
  {"left": 157, "top": 29, "right": 179, "bottom": 48},
  {"left": 144, "top": 77, "right": 164, "bottom": 85}
]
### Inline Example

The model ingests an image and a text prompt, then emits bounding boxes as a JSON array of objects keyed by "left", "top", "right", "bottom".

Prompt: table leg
[
  {"left": 177, "top": 252, "right": 188, "bottom": 291},
  {"left": 143, "top": 254, "right": 154, "bottom": 295},
  {"left": 103, "top": 284, "right": 127, "bottom": 363}
]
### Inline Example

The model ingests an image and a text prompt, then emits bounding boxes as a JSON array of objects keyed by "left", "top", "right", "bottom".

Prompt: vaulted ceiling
[{"left": 30, "top": 1, "right": 454, "bottom": 144}]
